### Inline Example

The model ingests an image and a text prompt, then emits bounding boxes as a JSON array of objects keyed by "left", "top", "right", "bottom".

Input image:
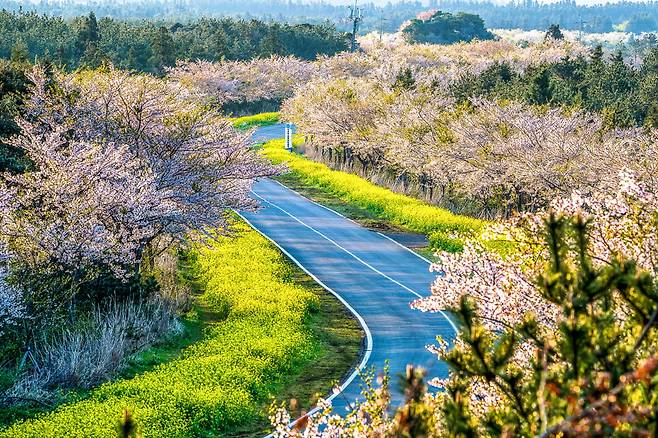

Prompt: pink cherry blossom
[{"left": 0, "top": 67, "right": 277, "bottom": 288}]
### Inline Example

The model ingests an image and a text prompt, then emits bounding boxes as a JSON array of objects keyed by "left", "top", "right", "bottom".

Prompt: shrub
[{"left": 5, "top": 297, "right": 180, "bottom": 402}]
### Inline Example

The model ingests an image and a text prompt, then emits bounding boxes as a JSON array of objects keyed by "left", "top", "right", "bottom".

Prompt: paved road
[
  {"left": 244, "top": 125, "right": 456, "bottom": 415},
  {"left": 250, "top": 123, "right": 295, "bottom": 144}
]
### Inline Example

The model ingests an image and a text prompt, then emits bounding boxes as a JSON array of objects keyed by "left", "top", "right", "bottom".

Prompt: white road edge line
[
  {"left": 269, "top": 178, "right": 360, "bottom": 225},
  {"left": 375, "top": 232, "right": 433, "bottom": 265},
  {"left": 268, "top": 179, "right": 433, "bottom": 266},
  {"left": 250, "top": 189, "right": 459, "bottom": 335},
  {"left": 234, "top": 211, "right": 373, "bottom": 436}
]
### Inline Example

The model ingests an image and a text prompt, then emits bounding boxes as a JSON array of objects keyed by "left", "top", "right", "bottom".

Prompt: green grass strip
[
  {"left": 262, "top": 138, "right": 486, "bottom": 252},
  {"left": 231, "top": 112, "right": 280, "bottom": 131},
  {"left": 0, "top": 222, "right": 321, "bottom": 437}
]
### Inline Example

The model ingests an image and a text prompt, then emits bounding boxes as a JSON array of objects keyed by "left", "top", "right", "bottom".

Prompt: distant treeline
[
  {"left": 1, "top": 0, "right": 658, "bottom": 33},
  {"left": 431, "top": 0, "right": 658, "bottom": 33},
  {"left": 0, "top": 10, "right": 349, "bottom": 73}
]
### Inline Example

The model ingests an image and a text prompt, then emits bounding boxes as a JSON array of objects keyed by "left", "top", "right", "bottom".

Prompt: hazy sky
[{"left": 27, "top": 0, "right": 655, "bottom": 6}]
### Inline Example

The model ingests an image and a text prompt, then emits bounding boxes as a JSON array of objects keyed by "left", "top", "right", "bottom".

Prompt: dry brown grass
[{"left": 4, "top": 252, "right": 191, "bottom": 403}]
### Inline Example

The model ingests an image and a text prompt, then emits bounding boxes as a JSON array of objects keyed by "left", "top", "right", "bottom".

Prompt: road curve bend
[{"left": 243, "top": 125, "right": 457, "bottom": 415}]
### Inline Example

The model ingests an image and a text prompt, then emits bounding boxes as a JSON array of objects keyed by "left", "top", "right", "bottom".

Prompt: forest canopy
[
  {"left": 2, "top": 0, "right": 658, "bottom": 34},
  {"left": 0, "top": 10, "right": 349, "bottom": 74}
]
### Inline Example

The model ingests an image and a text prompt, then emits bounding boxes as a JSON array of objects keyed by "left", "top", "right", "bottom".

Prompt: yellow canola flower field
[
  {"left": 1, "top": 223, "right": 319, "bottom": 437},
  {"left": 262, "top": 137, "right": 485, "bottom": 252},
  {"left": 231, "top": 112, "right": 280, "bottom": 130}
]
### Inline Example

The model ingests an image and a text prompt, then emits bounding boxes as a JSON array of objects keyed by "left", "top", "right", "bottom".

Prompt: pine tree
[
  {"left": 582, "top": 45, "right": 607, "bottom": 112},
  {"left": 544, "top": 24, "right": 564, "bottom": 41},
  {"left": 75, "top": 12, "right": 104, "bottom": 68},
  {"left": 259, "top": 24, "right": 286, "bottom": 57},
  {"left": 149, "top": 26, "right": 176, "bottom": 74},
  {"left": 10, "top": 40, "right": 29, "bottom": 63},
  {"left": 394, "top": 67, "right": 416, "bottom": 91},
  {"left": 440, "top": 214, "right": 658, "bottom": 436},
  {"left": 525, "top": 65, "right": 552, "bottom": 105},
  {"left": 590, "top": 44, "right": 604, "bottom": 65},
  {"left": 75, "top": 12, "right": 100, "bottom": 58},
  {"left": 644, "top": 100, "right": 658, "bottom": 129},
  {"left": 213, "top": 26, "right": 229, "bottom": 60}
]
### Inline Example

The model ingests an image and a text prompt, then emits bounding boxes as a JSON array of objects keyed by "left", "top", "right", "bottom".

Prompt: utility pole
[
  {"left": 348, "top": 0, "right": 363, "bottom": 53},
  {"left": 378, "top": 13, "right": 388, "bottom": 43},
  {"left": 578, "top": 17, "right": 587, "bottom": 42}
]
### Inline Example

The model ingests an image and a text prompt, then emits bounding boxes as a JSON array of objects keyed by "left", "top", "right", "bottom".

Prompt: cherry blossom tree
[
  {"left": 326, "top": 37, "right": 587, "bottom": 89},
  {"left": 0, "top": 67, "right": 277, "bottom": 318},
  {"left": 282, "top": 77, "right": 388, "bottom": 170},
  {"left": 446, "top": 99, "right": 613, "bottom": 214},
  {"left": 414, "top": 172, "right": 658, "bottom": 331},
  {"left": 168, "top": 56, "right": 316, "bottom": 107},
  {"left": 284, "top": 70, "right": 658, "bottom": 217}
]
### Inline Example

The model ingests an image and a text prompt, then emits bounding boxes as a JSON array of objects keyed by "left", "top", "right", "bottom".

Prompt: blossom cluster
[
  {"left": 413, "top": 241, "right": 559, "bottom": 331},
  {"left": 0, "top": 67, "right": 277, "bottom": 287},
  {"left": 325, "top": 37, "right": 588, "bottom": 88},
  {"left": 168, "top": 56, "right": 316, "bottom": 106},
  {"left": 416, "top": 171, "right": 658, "bottom": 331},
  {"left": 269, "top": 377, "right": 395, "bottom": 437}
]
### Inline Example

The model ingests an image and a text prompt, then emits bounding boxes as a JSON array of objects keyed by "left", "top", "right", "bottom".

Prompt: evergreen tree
[
  {"left": 79, "top": 41, "right": 106, "bottom": 69},
  {"left": 402, "top": 10, "right": 495, "bottom": 45},
  {"left": 213, "top": 26, "right": 229, "bottom": 60},
  {"left": 644, "top": 100, "right": 658, "bottom": 128},
  {"left": 440, "top": 214, "right": 658, "bottom": 436},
  {"left": 581, "top": 45, "right": 607, "bottom": 112},
  {"left": 9, "top": 40, "right": 29, "bottom": 63},
  {"left": 75, "top": 12, "right": 100, "bottom": 58},
  {"left": 525, "top": 64, "right": 552, "bottom": 104},
  {"left": 149, "top": 26, "right": 176, "bottom": 74},
  {"left": 601, "top": 50, "right": 638, "bottom": 127},
  {"left": 590, "top": 44, "right": 604, "bottom": 65},
  {"left": 75, "top": 12, "right": 103, "bottom": 68},
  {"left": 55, "top": 45, "right": 66, "bottom": 67},
  {"left": 259, "top": 23, "right": 286, "bottom": 57},
  {"left": 544, "top": 23, "right": 564, "bottom": 40},
  {"left": 394, "top": 67, "right": 416, "bottom": 91},
  {"left": 0, "top": 60, "right": 30, "bottom": 172}
]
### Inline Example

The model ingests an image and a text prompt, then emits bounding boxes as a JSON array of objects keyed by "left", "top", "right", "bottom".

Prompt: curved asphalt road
[{"left": 244, "top": 125, "right": 457, "bottom": 415}]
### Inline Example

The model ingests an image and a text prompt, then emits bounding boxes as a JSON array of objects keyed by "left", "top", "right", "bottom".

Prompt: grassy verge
[
  {"left": 231, "top": 112, "right": 280, "bottom": 131},
  {"left": 262, "top": 138, "right": 485, "bottom": 252},
  {"left": 0, "top": 222, "right": 362, "bottom": 437},
  {"left": 224, "top": 253, "right": 363, "bottom": 437}
]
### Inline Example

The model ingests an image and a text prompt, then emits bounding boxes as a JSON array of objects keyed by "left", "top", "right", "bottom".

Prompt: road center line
[
  {"left": 250, "top": 189, "right": 459, "bottom": 334},
  {"left": 235, "top": 210, "right": 372, "bottom": 429}
]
